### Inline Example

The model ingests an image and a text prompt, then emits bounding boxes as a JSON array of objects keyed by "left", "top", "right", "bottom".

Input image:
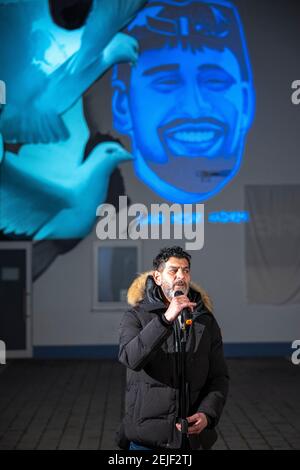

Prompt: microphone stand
[{"left": 177, "top": 314, "right": 193, "bottom": 451}]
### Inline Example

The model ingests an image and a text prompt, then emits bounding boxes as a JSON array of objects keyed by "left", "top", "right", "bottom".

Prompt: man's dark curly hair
[{"left": 153, "top": 246, "right": 191, "bottom": 271}]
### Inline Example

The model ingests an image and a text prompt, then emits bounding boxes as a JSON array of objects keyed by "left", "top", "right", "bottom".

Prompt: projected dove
[
  {"left": 0, "top": 98, "right": 133, "bottom": 239},
  {"left": 0, "top": 0, "right": 147, "bottom": 143}
]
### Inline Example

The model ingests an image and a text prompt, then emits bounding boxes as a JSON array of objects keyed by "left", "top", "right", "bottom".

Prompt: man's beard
[
  {"left": 148, "top": 152, "right": 237, "bottom": 194},
  {"left": 161, "top": 280, "right": 189, "bottom": 300}
]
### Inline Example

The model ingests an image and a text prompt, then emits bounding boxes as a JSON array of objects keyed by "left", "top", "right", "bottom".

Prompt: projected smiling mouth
[{"left": 160, "top": 118, "right": 228, "bottom": 158}]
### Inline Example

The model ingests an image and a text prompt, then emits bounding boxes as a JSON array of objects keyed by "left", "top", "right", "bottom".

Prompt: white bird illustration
[
  {"left": 0, "top": 0, "right": 147, "bottom": 143},
  {"left": 0, "top": 98, "right": 133, "bottom": 239}
]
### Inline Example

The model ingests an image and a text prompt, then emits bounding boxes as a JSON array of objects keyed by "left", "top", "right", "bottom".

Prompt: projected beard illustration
[{"left": 112, "top": 0, "right": 255, "bottom": 202}]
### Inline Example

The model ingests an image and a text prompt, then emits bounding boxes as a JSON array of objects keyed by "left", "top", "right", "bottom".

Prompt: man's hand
[
  {"left": 176, "top": 412, "right": 208, "bottom": 435},
  {"left": 164, "top": 295, "right": 197, "bottom": 323}
]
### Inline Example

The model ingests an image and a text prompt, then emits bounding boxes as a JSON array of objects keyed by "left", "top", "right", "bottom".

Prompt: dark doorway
[{"left": 0, "top": 243, "right": 31, "bottom": 357}]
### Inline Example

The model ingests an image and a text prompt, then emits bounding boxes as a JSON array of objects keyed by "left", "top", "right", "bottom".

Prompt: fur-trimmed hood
[{"left": 127, "top": 271, "right": 213, "bottom": 313}]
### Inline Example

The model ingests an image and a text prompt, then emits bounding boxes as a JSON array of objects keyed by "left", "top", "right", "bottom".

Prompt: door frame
[{"left": 0, "top": 241, "right": 32, "bottom": 358}]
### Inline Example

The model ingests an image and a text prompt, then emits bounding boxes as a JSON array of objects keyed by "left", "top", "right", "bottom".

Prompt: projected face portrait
[{"left": 112, "top": 0, "right": 255, "bottom": 202}]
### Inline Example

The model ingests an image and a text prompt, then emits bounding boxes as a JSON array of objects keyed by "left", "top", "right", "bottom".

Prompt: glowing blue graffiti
[
  {"left": 112, "top": 0, "right": 255, "bottom": 203},
  {"left": 0, "top": 0, "right": 146, "bottom": 143},
  {"left": 208, "top": 211, "right": 249, "bottom": 223},
  {"left": 139, "top": 211, "right": 203, "bottom": 225},
  {"left": 139, "top": 210, "right": 249, "bottom": 225}
]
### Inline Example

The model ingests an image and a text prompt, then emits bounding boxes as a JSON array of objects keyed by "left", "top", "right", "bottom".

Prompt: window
[{"left": 93, "top": 241, "right": 142, "bottom": 310}]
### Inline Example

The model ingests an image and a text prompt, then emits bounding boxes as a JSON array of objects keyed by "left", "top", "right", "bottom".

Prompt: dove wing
[
  {"left": 68, "top": 0, "right": 147, "bottom": 73},
  {"left": 0, "top": 152, "right": 72, "bottom": 237}
]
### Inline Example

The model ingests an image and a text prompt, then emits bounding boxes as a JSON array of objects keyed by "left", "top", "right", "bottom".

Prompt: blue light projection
[
  {"left": 208, "top": 210, "right": 249, "bottom": 223},
  {"left": 139, "top": 211, "right": 249, "bottom": 225},
  {"left": 0, "top": 99, "right": 133, "bottom": 239},
  {"left": 0, "top": 0, "right": 146, "bottom": 143},
  {"left": 112, "top": 0, "right": 255, "bottom": 203},
  {"left": 0, "top": 0, "right": 148, "bottom": 240},
  {"left": 139, "top": 212, "right": 203, "bottom": 225}
]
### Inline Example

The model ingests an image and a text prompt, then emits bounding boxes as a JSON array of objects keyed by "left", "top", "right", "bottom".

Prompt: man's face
[
  {"left": 125, "top": 44, "right": 248, "bottom": 195},
  {"left": 154, "top": 256, "right": 191, "bottom": 301}
]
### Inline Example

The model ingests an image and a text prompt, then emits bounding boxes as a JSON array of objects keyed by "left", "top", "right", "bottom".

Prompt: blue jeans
[{"left": 129, "top": 441, "right": 152, "bottom": 451}]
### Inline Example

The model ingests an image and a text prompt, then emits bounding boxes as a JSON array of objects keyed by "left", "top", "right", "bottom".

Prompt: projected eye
[
  {"left": 199, "top": 71, "right": 236, "bottom": 91},
  {"left": 150, "top": 76, "right": 182, "bottom": 93}
]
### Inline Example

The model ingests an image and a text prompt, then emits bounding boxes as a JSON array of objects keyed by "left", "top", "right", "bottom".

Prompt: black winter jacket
[{"left": 117, "top": 273, "right": 229, "bottom": 450}]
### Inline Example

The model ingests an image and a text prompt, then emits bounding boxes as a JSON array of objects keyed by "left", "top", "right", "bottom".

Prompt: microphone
[{"left": 174, "top": 290, "right": 193, "bottom": 330}]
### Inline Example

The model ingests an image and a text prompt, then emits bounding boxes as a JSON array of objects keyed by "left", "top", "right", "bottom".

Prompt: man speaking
[{"left": 117, "top": 246, "right": 229, "bottom": 450}]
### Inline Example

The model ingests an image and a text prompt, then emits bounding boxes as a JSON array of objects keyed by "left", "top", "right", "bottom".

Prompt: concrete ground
[{"left": 0, "top": 358, "right": 299, "bottom": 450}]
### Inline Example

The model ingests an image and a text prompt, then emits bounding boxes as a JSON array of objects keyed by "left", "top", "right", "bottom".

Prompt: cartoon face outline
[{"left": 112, "top": 0, "right": 255, "bottom": 202}]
